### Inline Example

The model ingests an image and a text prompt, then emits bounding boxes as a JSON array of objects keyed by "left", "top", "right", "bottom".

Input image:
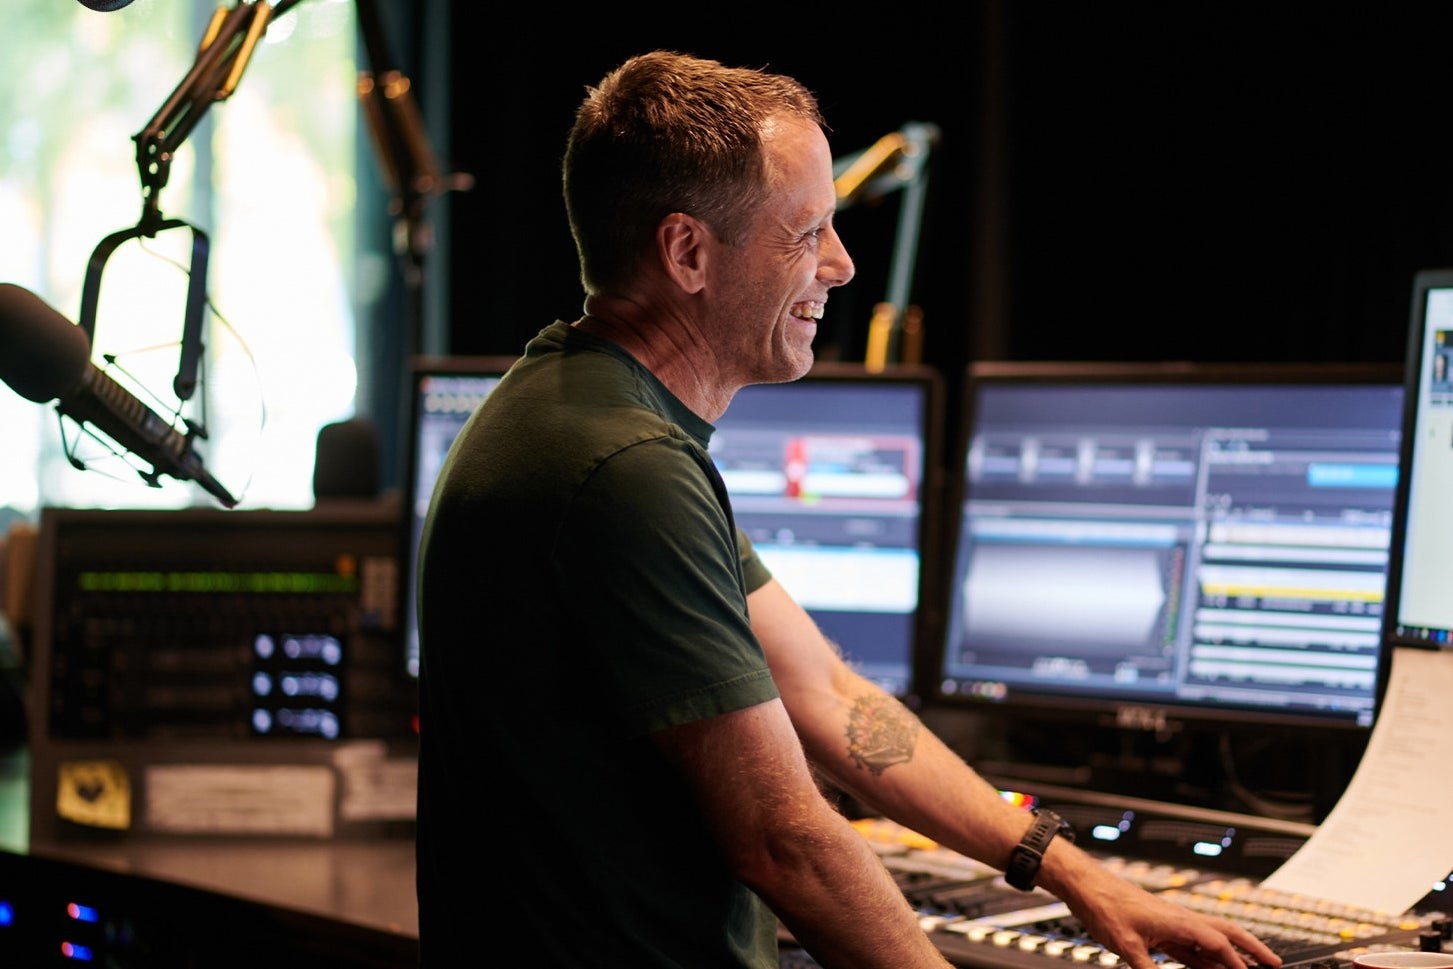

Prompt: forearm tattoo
[{"left": 845, "top": 694, "right": 919, "bottom": 775}]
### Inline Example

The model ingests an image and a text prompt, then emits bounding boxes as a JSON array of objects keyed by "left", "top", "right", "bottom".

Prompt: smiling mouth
[{"left": 791, "top": 301, "right": 824, "bottom": 321}]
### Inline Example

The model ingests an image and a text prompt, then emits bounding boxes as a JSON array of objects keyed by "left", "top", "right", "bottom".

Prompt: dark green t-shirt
[{"left": 416, "top": 321, "right": 780, "bottom": 967}]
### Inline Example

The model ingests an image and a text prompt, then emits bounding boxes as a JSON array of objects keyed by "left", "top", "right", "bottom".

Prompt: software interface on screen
[
  {"left": 710, "top": 371, "right": 937, "bottom": 696},
  {"left": 404, "top": 366, "right": 507, "bottom": 678},
  {"left": 404, "top": 364, "right": 935, "bottom": 694},
  {"left": 936, "top": 370, "right": 1404, "bottom": 727},
  {"left": 1389, "top": 276, "right": 1453, "bottom": 647}
]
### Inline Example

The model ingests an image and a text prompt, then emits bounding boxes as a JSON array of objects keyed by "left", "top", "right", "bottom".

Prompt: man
[{"left": 415, "top": 49, "right": 1284, "bottom": 969}]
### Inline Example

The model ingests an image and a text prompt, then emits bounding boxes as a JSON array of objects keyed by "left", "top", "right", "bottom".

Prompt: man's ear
[{"left": 656, "top": 212, "right": 708, "bottom": 294}]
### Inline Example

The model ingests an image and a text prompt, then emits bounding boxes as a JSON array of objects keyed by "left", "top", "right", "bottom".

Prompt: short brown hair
[{"left": 563, "top": 50, "right": 826, "bottom": 295}]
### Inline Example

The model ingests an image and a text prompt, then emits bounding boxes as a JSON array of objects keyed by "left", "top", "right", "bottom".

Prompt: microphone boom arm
[
  {"left": 82, "top": 2, "right": 274, "bottom": 406},
  {"left": 134, "top": 1, "right": 272, "bottom": 230},
  {"left": 832, "top": 121, "right": 940, "bottom": 369}
]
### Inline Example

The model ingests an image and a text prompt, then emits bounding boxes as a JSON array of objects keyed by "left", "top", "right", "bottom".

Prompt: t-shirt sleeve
[
  {"left": 555, "top": 432, "right": 779, "bottom": 735},
  {"left": 736, "top": 527, "right": 773, "bottom": 595}
]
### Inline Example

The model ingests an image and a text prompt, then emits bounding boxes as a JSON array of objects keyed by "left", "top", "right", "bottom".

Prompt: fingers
[
  {"left": 1119, "top": 919, "right": 1278, "bottom": 969},
  {"left": 1155, "top": 913, "right": 1279, "bottom": 969},
  {"left": 1163, "top": 932, "right": 1278, "bottom": 969},
  {"left": 1074, "top": 883, "right": 1281, "bottom": 969},
  {"left": 1220, "top": 919, "right": 1282, "bottom": 968},
  {"left": 1197, "top": 937, "right": 1256, "bottom": 969}
]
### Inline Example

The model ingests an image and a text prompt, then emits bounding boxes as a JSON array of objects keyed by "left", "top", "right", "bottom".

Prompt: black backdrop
[
  {"left": 406, "top": 3, "right": 1441, "bottom": 815},
  {"left": 438, "top": 5, "right": 1453, "bottom": 384}
]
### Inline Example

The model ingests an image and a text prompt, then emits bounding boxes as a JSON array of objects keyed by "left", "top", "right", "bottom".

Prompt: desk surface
[{"left": 1, "top": 744, "right": 419, "bottom": 941}]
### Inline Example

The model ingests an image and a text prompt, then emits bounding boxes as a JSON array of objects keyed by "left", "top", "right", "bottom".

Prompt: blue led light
[{"left": 0, "top": 899, "right": 14, "bottom": 926}]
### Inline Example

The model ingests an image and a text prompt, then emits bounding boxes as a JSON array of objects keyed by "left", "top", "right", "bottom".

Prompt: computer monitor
[
  {"left": 711, "top": 363, "right": 945, "bottom": 697},
  {"left": 401, "top": 359, "right": 944, "bottom": 697},
  {"left": 928, "top": 362, "right": 1405, "bottom": 773},
  {"left": 1380, "top": 269, "right": 1453, "bottom": 694},
  {"left": 401, "top": 356, "right": 516, "bottom": 679}
]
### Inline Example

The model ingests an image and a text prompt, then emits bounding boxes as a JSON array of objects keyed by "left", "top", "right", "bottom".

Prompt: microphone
[
  {"left": 77, "top": 0, "right": 137, "bottom": 10},
  {"left": 0, "top": 283, "right": 238, "bottom": 508}
]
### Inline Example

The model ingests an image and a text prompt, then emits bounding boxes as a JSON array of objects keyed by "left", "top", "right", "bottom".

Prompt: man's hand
[{"left": 1051, "top": 863, "right": 1283, "bottom": 969}]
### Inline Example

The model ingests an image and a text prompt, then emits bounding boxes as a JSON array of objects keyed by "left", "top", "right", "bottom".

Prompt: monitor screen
[
  {"left": 1382, "top": 269, "right": 1453, "bottom": 676},
  {"left": 402, "top": 356, "right": 515, "bottom": 679},
  {"left": 401, "top": 359, "right": 944, "bottom": 696},
  {"left": 711, "top": 364, "right": 945, "bottom": 697},
  {"left": 930, "top": 361, "right": 1404, "bottom": 732}
]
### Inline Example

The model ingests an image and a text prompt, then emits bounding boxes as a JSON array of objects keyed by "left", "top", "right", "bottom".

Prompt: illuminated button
[
  {"left": 1072, "top": 944, "right": 1104, "bottom": 962},
  {"left": 1098, "top": 950, "right": 1124, "bottom": 966},
  {"left": 60, "top": 941, "right": 94, "bottom": 961},
  {"left": 1018, "top": 936, "right": 1048, "bottom": 952},
  {"left": 1044, "top": 939, "right": 1077, "bottom": 956},
  {"left": 992, "top": 930, "right": 1021, "bottom": 947},
  {"left": 66, "top": 902, "right": 98, "bottom": 923}
]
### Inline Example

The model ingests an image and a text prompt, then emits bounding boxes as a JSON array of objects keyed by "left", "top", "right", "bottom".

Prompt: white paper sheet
[{"left": 1260, "top": 646, "right": 1453, "bottom": 914}]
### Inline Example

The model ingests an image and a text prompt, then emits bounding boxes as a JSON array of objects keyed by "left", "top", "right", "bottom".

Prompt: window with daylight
[{"left": 0, "top": 0, "right": 387, "bottom": 527}]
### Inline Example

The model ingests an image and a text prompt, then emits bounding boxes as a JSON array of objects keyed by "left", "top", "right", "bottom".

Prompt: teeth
[{"left": 792, "top": 302, "right": 824, "bottom": 320}]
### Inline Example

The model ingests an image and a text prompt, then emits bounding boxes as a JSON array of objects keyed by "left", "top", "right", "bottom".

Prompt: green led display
[{"left": 75, "top": 571, "right": 359, "bottom": 594}]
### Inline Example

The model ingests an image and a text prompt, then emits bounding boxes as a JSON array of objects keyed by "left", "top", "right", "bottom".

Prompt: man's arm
[
  {"left": 747, "top": 576, "right": 1283, "bottom": 969},
  {"left": 651, "top": 698, "right": 953, "bottom": 969}
]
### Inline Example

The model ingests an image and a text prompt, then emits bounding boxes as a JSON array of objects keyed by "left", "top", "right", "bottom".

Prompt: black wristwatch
[{"left": 1005, "top": 808, "right": 1074, "bottom": 891}]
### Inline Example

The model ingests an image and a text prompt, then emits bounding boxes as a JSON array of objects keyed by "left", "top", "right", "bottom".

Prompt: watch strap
[{"left": 1005, "top": 808, "right": 1070, "bottom": 891}]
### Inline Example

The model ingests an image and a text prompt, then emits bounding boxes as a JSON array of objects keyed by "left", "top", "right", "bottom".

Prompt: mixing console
[
  {"left": 907, "top": 853, "right": 1439, "bottom": 969},
  {"left": 780, "top": 790, "right": 1452, "bottom": 969}
]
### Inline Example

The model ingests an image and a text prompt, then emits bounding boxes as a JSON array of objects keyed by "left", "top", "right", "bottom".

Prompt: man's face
[{"left": 703, "top": 115, "right": 855, "bottom": 386}]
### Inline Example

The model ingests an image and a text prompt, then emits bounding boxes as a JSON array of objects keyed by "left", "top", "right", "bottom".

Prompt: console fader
[{"left": 782, "top": 786, "right": 1451, "bottom": 969}]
